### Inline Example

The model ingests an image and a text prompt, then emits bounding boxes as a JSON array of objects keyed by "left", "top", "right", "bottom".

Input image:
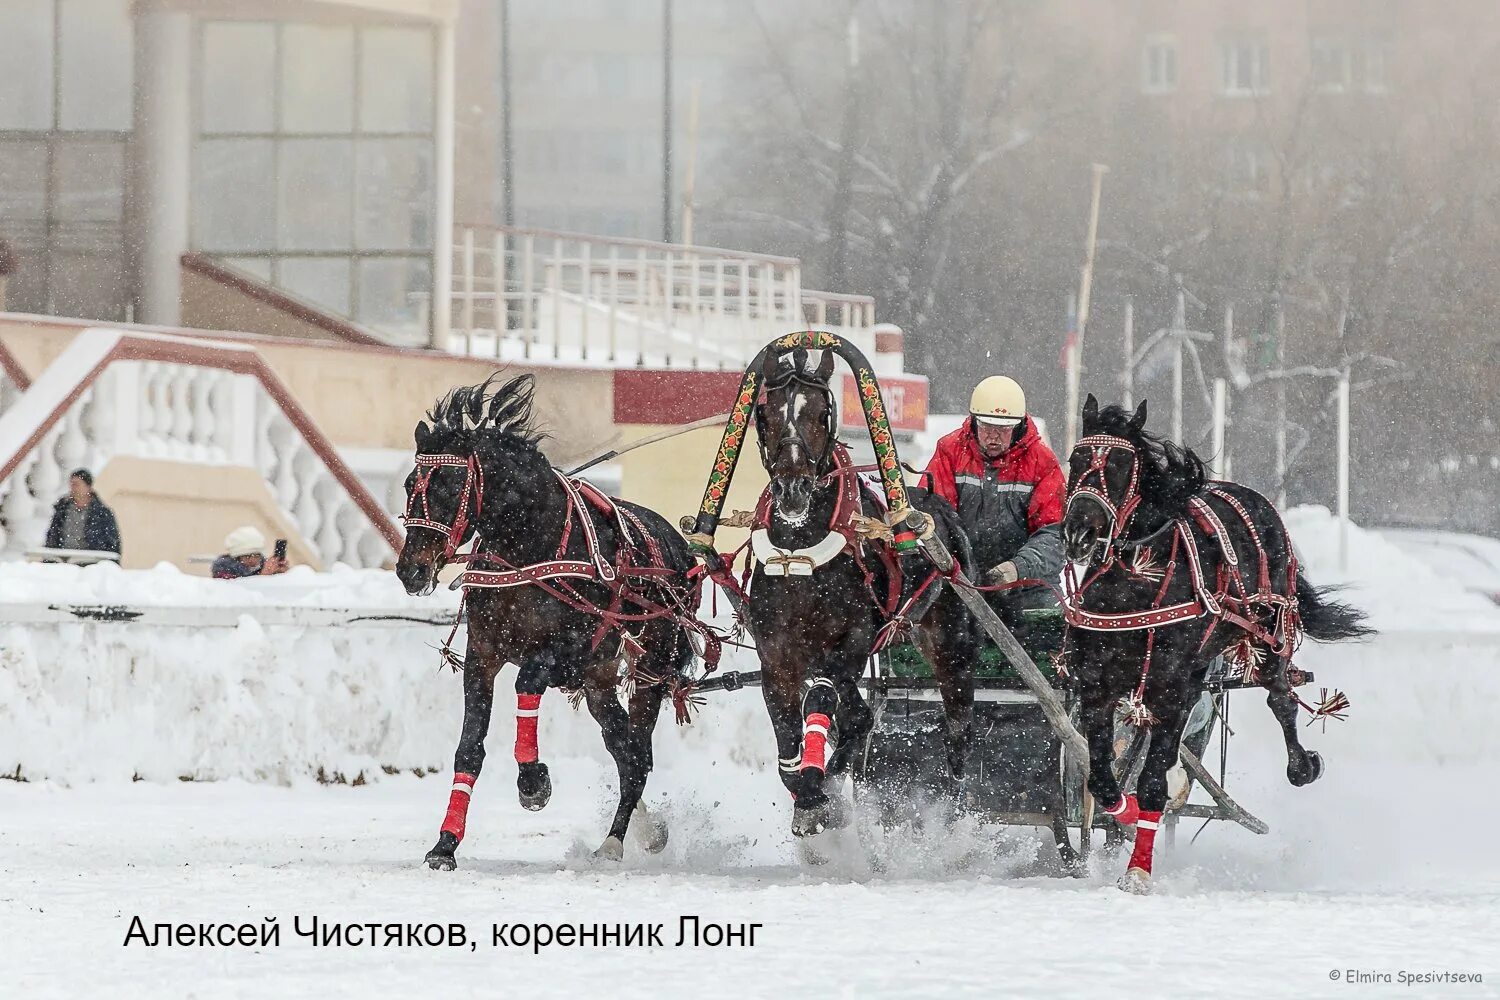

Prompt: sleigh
[{"left": 853, "top": 605, "right": 1317, "bottom": 858}]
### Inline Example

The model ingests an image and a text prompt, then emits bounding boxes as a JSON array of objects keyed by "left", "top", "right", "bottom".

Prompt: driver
[{"left": 923, "top": 375, "right": 1065, "bottom": 611}]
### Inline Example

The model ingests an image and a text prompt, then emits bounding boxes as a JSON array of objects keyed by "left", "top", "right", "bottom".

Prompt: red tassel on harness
[
  {"left": 440, "top": 772, "right": 476, "bottom": 840},
  {"left": 514, "top": 693, "right": 541, "bottom": 763}
]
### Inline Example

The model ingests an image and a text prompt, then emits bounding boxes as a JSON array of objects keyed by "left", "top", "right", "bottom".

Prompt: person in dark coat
[{"left": 44, "top": 468, "right": 122, "bottom": 555}]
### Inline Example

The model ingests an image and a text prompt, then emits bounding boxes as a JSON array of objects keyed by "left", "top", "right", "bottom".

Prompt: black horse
[
  {"left": 747, "top": 349, "right": 981, "bottom": 837},
  {"left": 1060, "top": 395, "right": 1371, "bottom": 891},
  {"left": 395, "top": 374, "right": 700, "bottom": 868}
]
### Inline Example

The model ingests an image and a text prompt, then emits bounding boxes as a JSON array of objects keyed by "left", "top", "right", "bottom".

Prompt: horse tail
[{"left": 1295, "top": 572, "right": 1375, "bottom": 642}]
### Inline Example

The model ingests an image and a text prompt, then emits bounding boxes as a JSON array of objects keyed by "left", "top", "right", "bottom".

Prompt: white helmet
[
  {"left": 969, "top": 375, "right": 1025, "bottom": 426},
  {"left": 223, "top": 525, "right": 266, "bottom": 558}
]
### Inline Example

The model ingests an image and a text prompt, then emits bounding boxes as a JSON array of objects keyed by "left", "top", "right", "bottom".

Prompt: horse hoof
[
  {"left": 631, "top": 804, "right": 670, "bottom": 854},
  {"left": 517, "top": 762, "right": 552, "bottom": 811},
  {"left": 594, "top": 836, "right": 625, "bottom": 862},
  {"left": 1290, "top": 751, "right": 1323, "bottom": 787},
  {"left": 1116, "top": 867, "right": 1152, "bottom": 895},
  {"left": 792, "top": 802, "right": 829, "bottom": 838},
  {"left": 424, "top": 831, "right": 459, "bottom": 870}
]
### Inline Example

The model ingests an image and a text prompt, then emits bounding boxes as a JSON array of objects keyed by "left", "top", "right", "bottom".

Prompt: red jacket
[{"left": 923, "top": 419, "right": 1066, "bottom": 582}]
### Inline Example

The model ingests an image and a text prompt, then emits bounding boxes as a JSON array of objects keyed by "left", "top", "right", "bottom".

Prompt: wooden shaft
[{"left": 915, "top": 530, "right": 1090, "bottom": 764}]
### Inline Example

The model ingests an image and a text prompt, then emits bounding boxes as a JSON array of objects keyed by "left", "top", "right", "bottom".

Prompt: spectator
[
  {"left": 212, "top": 526, "right": 289, "bottom": 579},
  {"left": 44, "top": 468, "right": 122, "bottom": 556}
]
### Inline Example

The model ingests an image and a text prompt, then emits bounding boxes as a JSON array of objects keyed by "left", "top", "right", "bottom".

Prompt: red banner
[{"left": 840, "top": 373, "right": 928, "bottom": 433}]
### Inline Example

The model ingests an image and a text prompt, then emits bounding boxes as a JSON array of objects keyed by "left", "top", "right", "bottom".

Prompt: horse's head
[
  {"left": 396, "top": 373, "right": 541, "bottom": 595},
  {"left": 755, "top": 348, "right": 837, "bottom": 526},
  {"left": 1063, "top": 394, "right": 1148, "bottom": 562}
]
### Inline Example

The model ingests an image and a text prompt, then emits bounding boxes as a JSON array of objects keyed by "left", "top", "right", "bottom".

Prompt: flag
[{"left": 1058, "top": 306, "right": 1079, "bottom": 370}]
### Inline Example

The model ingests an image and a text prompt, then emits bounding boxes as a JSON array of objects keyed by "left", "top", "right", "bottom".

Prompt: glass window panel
[
  {"left": 359, "top": 27, "right": 434, "bottom": 133},
  {"left": 279, "top": 255, "right": 351, "bottom": 315},
  {"left": 51, "top": 141, "right": 125, "bottom": 222},
  {"left": 283, "top": 25, "right": 354, "bottom": 134},
  {"left": 59, "top": 0, "right": 134, "bottom": 131},
  {"left": 202, "top": 22, "right": 276, "bottom": 134},
  {"left": 355, "top": 138, "right": 432, "bottom": 251},
  {"left": 357, "top": 255, "right": 430, "bottom": 334},
  {"left": 0, "top": 0, "right": 55, "bottom": 129},
  {"left": 50, "top": 251, "right": 128, "bottom": 321},
  {"left": 194, "top": 139, "right": 276, "bottom": 251},
  {"left": 0, "top": 142, "right": 49, "bottom": 223},
  {"left": 278, "top": 139, "right": 353, "bottom": 251},
  {"left": 222, "top": 255, "right": 272, "bottom": 281}
]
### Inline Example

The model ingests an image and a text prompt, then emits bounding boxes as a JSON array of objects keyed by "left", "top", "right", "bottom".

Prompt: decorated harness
[
  {"left": 402, "top": 452, "right": 721, "bottom": 718},
  {"left": 1061, "top": 434, "right": 1303, "bottom": 724}
]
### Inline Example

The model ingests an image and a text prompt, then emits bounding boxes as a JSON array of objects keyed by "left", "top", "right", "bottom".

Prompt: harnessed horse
[
  {"left": 1060, "top": 395, "right": 1371, "bottom": 892},
  {"left": 741, "top": 348, "right": 982, "bottom": 838},
  {"left": 395, "top": 375, "right": 712, "bottom": 868}
]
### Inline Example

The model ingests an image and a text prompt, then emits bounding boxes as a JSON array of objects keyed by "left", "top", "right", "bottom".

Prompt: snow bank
[
  {"left": 1285, "top": 504, "right": 1500, "bottom": 634},
  {"left": 0, "top": 559, "right": 459, "bottom": 610},
  {"left": 2, "top": 504, "right": 1499, "bottom": 794}
]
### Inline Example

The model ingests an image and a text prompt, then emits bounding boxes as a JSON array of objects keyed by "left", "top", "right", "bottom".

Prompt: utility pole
[
  {"left": 498, "top": 0, "right": 515, "bottom": 331},
  {"left": 1121, "top": 296, "right": 1134, "bottom": 409},
  {"left": 1273, "top": 301, "right": 1287, "bottom": 508},
  {"left": 681, "top": 82, "right": 700, "bottom": 246},
  {"left": 826, "top": 2, "right": 861, "bottom": 291},
  {"left": 661, "top": 0, "right": 674, "bottom": 243},
  {"left": 1171, "top": 286, "right": 1185, "bottom": 443},
  {"left": 1064, "top": 163, "right": 1108, "bottom": 449},
  {"left": 498, "top": 0, "right": 513, "bottom": 229}
]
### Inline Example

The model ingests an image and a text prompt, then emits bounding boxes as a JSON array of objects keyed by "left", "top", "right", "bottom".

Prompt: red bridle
[
  {"left": 402, "top": 452, "right": 484, "bottom": 560},
  {"left": 1065, "top": 434, "right": 1143, "bottom": 551}
]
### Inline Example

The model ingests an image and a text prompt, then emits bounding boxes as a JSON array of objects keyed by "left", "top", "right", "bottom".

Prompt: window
[
  {"left": 1142, "top": 36, "right": 1178, "bottom": 95},
  {"left": 0, "top": 0, "right": 132, "bottom": 320},
  {"left": 1312, "top": 34, "right": 1391, "bottom": 96},
  {"left": 1224, "top": 139, "right": 1271, "bottom": 197},
  {"left": 1359, "top": 42, "right": 1390, "bottom": 93},
  {"left": 193, "top": 20, "right": 437, "bottom": 334},
  {"left": 1311, "top": 37, "right": 1351, "bottom": 92},
  {"left": 1221, "top": 38, "right": 1270, "bottom": 96},
  {"left": 59, "top": 0, "right": 133, "bottom": 130},
  {"left": 0, "top": 0, "right": 55, "bottom": 129}
]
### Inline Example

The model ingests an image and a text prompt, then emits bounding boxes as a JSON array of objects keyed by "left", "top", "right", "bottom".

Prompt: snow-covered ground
[{"left": 2, "top": 510, "right": 1498, "bottom": 997}]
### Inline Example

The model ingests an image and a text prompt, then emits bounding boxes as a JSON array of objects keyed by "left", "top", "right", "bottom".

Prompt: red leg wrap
[
  {"left": 1103, "top": 793, "right": 1140, "bottom": 826},
  {"left": 800, "top": 712, "right": 831, "bottom": 773},
  {"left": 514, "top": 693, "right": 542, "bottom": 764},
  {"left": 1128, "top": 810, "right": 1163, "bottom": 875},
  {"left": 441, "top": 772, "right": 476, "bottom": 841}
]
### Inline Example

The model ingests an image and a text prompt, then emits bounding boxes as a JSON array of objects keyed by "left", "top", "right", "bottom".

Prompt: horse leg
[
  {"left": 1082, "top": 694, "right": 1132, "bottom": 827},
  {"left": 425, "top": 648, "right": 499, "bottom": 870},
  {"left": 1117, "top": 704, "right": 1188, "bottom": 894},
  {"left": 514, "top": 653, "right": 554, "bottom": 812},
  {"left": 915, "top": 618, "right": 976, "bottom": 789},
  {"left": 761, "top": 664, "right": 809, "bottom": 802},
  {"left": 791, "top": 674, "right": 840, "bottom": 836},
  {"left": 583, "top": 677, "right": 642, "bottom": 861},
  {"left": 625, "top": 678, "right": 670, "bottom": 854},
  {"left": 1263, "top": 653, "right": 1323, "bottom": 787},
  {"left": 825, "top": 668, "right": 872, "bottom": 779}
]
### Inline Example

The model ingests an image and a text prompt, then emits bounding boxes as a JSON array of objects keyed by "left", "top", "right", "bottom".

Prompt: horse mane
[
  {"left": 1093, "top": 403, "right": 1206, "bottom": 512},
  {"left": 423, "top": 372, "right": 543, "bottom": 449}
]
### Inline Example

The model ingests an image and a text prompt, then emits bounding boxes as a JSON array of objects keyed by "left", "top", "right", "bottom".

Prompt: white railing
[
  {"left": 446, "top": 225, "right": 880, "bottom": 369},
  {"left": 0, "top": 330, "right": 399, "bottom": 568}
]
